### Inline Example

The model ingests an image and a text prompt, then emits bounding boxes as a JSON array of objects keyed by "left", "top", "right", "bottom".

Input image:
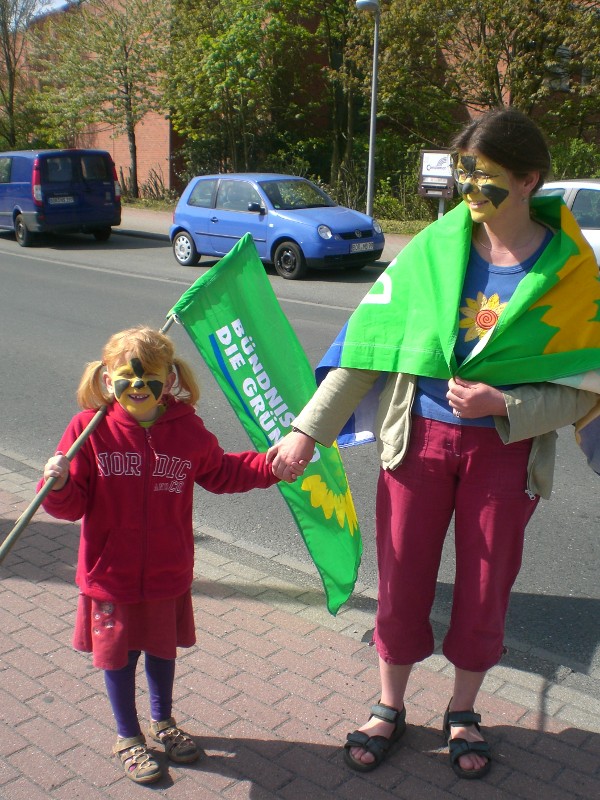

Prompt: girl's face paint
[
  {"left": 105, "top": 356, "right": 171, "bottom": 421},
  {"left": 455, "top": 153, "right": 513, "bottom": 223}
]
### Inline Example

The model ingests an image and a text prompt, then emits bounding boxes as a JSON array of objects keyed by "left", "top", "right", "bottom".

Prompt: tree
[
  {"left": 30, "top": 0, "right": 170, "bottom": 197},
  {"left": 0, "top": 0, "right": 49, "bottom": 147},
  {"left": 167, "top": 0, "right": 320, "bottom": 175},
  {"left": 378, "top": 0, "right": 599, "bottom": 142}
]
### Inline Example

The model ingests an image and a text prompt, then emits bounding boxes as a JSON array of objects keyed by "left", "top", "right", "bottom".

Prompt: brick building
[
  {"left": 33, "top": 1, "right": 181, "bottom": 196},
  {"left": 78, "top": 114, "right": 179, "bottom": 196}
]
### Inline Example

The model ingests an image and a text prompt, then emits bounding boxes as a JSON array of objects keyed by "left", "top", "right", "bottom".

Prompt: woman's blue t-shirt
[{"left": 413, "top": 230, "right": 553, "bottom": 427}]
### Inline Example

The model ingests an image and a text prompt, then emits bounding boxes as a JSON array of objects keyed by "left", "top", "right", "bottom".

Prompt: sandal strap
[
  {"left": 152, "top": 716, "right": 178, "bottom": 736},
  {"left": 446, "top": 710, "right": 481, "bottom": 727},
  {"left": 370, "top": 702, "right": 404, "bottom": 724},
  {"left": 113, "top": 735, "right": 161, "bottom": 783},
  {"left": 113, "top": 735, "right": 146, "bottom": 757},
  {"left": 345, "top": 730, "right": 391, "bottom": 761},
  {"left": 449, "top": 737, "right": 492, "bottom": 763},
  {"left": 150, "top": 717, "right": 195, "bottom": 756}
]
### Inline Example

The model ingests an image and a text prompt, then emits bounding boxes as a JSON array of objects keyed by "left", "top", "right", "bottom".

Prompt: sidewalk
[
  {"left": 117, "top": 205, "right": 172, "bottom": 241},
  {"left": 1, "top": 451, "right": 599, "bottom": 799}
]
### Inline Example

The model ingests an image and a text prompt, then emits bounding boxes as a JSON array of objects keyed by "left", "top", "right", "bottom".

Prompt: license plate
[
  {"left": 350, "top": 241, "right": 374, "bottom": 253},
  {"left": 48, "top": 196, "right": 75, "bottom": 205}
]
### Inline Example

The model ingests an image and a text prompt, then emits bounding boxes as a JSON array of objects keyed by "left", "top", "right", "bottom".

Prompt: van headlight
[{"left": 318, "top": 224, "right": 333, "bottom": 240}]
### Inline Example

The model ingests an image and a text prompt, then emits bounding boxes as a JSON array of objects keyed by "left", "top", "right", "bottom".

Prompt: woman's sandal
[
  {"left": 442, "top": 704, "right": 492, "bottom": 779},
  {"left": 148, "top": 717, "right": 201, "bottom": 763},
  {"left": 343, "top": 702, "right": 406, "bottom": 772},
  {"left": 113, "top": 735, "right": 162, "bottom": 784}
]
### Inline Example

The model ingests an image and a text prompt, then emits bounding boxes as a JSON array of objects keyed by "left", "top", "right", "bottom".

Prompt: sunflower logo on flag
[
  {"left": 300, "top": 474, "right": 359, "bottom": 535},
  {"left": 459, "top": 292, "right": 507, "bottom": 341}
]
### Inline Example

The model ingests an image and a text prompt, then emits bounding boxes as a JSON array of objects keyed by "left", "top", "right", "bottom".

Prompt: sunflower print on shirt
[{"left": 459, "top": 291, "right": 508, "bottom": 342}]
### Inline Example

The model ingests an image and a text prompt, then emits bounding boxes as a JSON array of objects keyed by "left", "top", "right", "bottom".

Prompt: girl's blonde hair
[{"left": 76, "top": 326, "right": 200, "bottom": 410}]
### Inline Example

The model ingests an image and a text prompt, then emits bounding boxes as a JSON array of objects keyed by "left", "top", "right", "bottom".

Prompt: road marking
[{"left": 0, "top": 246, "right": 357, "bottom": 312}]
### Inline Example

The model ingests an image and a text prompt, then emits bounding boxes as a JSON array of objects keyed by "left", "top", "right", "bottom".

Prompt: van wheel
[
  {"left": 273, "top": 240, "right": 307, "bottom": 279},
  {"left": 93, "top": 227, "right": 112, "bottom": 241},
  {"left": 15, "top": 214, "right": 34, "bottom": 247}
]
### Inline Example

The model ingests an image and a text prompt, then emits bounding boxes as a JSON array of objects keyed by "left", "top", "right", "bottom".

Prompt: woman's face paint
[
  {"left": 454, "top": 153, "right": 512, "bottom": 222},
  {"left": 107, "top": 356, "right": 170, "bottom": 421}
]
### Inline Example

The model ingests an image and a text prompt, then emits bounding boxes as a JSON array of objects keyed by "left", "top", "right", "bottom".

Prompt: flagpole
[{"left": 0, "top": 316, "right": 177, "bottom": 565}]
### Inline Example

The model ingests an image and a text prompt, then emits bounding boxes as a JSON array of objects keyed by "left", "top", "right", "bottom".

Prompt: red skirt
[{"left": 73, "top": 591, "right": 196, "bottom": 670}]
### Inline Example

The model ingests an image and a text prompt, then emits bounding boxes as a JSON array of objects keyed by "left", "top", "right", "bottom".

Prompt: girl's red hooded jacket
[{"left": 39, "top": 398, "right": 278, "bottom": 604}]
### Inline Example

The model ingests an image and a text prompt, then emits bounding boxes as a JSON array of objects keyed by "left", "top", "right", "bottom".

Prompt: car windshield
[
  {"left": 259, "top": 178, "right": 336, "bottom": 210},
  {"left": 537, "top": 188, "right": 566, "bottom": 198}
]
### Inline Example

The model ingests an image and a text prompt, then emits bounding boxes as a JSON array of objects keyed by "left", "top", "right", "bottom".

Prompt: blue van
[{"left": 0, "top": 148, "right": 121, "bottom": 246}]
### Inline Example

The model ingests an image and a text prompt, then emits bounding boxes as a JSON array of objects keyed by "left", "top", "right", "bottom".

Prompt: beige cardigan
[{"left": 293, "top": 368, "right": 598, "bottom": 499}]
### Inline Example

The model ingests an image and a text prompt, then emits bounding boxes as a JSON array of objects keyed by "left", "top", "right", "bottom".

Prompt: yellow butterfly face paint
[
  {"left": 454, "top": 153, "right": 512, "bottom": 222},
  {"left": 108, "top": 357, "right": 168, "bottom": 421}
]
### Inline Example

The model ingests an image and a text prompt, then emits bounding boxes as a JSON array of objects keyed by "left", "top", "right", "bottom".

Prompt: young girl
[{"left": 40, "top": 326, "right": 282, "bottom": 784}]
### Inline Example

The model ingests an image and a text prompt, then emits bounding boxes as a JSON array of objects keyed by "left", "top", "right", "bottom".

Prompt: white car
[{"left": 536, "top": 179, "right": 600, "bottom": 265}]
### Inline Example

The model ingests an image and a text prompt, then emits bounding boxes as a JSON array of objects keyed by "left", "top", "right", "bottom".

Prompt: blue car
[{"left": 169, "top": 173, "right": 385, "bottom": 279}]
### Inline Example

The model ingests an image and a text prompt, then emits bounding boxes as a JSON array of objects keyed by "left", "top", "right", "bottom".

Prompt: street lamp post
[{"left": 356, "top": 0, "right": 380, "bottom": 217}]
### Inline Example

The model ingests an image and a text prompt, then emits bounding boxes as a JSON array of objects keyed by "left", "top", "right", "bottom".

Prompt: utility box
[{"left": 418, "top": 150, "right": 455, "bottom": 199}]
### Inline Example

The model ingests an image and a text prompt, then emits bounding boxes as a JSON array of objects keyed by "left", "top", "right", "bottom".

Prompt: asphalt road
[{"left": 1, "top": 227, "right": 599, "bottom": 682}]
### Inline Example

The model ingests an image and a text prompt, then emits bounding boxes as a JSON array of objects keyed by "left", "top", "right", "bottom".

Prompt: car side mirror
[{"left": 248, "top": 202, "right": 265, "bottom": 214}]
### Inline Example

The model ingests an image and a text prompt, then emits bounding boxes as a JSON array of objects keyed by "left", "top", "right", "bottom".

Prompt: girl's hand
[
  {"left": 447, "top": 377, "right": 508, "bottom": 419},
  {"left": 44, "top": 451, "right": 70, "bottom": 491},
  {"left": 267, "top": 430, "right": 315, "bottom": 482}
]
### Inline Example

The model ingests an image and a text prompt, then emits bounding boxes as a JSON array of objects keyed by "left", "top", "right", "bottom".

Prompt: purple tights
[{"left": 104, "top": 650, "right": 176, "bottom": 738}]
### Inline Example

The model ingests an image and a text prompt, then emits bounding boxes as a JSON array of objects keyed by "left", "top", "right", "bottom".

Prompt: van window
[
  {"left": 0, "top": 157, "right": 11, "bottom": 183},
  {"left": 82, "top": 154, "right": 110, "bottom": 180},
  {"left": 44, "top": 157, "right": 74, "bottom": 182}
]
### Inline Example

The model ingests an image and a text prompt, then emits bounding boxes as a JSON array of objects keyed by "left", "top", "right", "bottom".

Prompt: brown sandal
[
  {"left": 113, "top": 735, "right": 162, "bottom": 784},
  {"left": 148, "top": 717, "right": 200, "bottom": 763}
]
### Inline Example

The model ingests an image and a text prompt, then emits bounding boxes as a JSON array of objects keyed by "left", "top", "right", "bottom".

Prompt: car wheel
[
  {"left": 273, "top": 240, "right": 307, "bottom": 279},
  {"left": 173, "top": 231, "right": 200, "bottom": 266},
  {"left": 93, "top": 227, "right": 112, "bottom": 241},
  {"left": 15, "top": 214, "right": 34, "bottom": 247}
]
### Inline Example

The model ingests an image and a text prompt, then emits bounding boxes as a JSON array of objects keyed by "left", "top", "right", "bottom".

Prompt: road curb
[{"left": 113, "top": 227, "right": 170, "bottom": 242}]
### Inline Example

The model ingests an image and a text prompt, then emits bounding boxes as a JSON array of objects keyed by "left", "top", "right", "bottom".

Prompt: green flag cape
[
  {"left": 168, "top": 234, "right": 362, "bottom": 615},
  {"left": 333, "top": 196, "right": 600, "bottom": 386}
]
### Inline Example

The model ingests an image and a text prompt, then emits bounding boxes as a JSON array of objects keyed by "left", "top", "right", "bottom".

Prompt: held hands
[
  {"left": 43, "top": 451, "right": 70, "bottom": 491},
  {"left": 447, "top": 377, "right": 508, "bottom": 419},
  {"left": 266, "top": 430, "right": 315, "bottom": 482}
]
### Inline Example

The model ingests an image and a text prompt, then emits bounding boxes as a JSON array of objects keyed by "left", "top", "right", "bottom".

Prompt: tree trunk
[{"left": 125, "top": 94, "right": 139, "bottom": 198}]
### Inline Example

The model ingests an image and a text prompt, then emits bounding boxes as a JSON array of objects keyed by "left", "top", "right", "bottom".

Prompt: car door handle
[{"left": 210, "top": 216, "right": 219, "bottom": 223}]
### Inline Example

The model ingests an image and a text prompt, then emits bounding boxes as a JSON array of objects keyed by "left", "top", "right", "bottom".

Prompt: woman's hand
[
  {"left": 266, "top": 430, "right": 316, "bottom": 482},
  {"left": 447, "top": 377, "right": 507, "bottom": 419},
  {"left": 43, "top": 451, "right": 70, "bottom": 491}
]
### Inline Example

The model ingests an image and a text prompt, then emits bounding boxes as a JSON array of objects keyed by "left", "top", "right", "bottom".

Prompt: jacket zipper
[{"left": 140, "top": 430, "right": 153, "bottom": 600}]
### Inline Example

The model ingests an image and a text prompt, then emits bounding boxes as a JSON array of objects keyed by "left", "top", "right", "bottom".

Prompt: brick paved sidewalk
[{"left": 1, "top": 454, "right": 599, "bottom": 799}]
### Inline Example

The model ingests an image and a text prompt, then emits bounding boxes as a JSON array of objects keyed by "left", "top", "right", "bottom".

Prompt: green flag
[
  {"left": 335, "top": 197, "right": 600, "bottom": 385},
  {"left": 168, "top": 234, "right": 362, "bottom": 614}
]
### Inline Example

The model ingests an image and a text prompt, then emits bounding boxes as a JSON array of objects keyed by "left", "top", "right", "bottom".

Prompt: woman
[{"left": 268, "top": 108, "right": 600, "bottom": 779}]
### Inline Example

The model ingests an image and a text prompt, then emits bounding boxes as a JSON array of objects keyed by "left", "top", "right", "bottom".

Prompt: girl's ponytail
[
  {"left": 172, "top": 357, "right": 200, "bottom": 406},
  {"left": 76, "top": 361, "right": 112, "bottom": 410}
]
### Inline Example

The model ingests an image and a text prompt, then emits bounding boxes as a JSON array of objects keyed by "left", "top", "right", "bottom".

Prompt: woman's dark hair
[{"left": 451, "top": 107, "right": 551, "bottom": 192}]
